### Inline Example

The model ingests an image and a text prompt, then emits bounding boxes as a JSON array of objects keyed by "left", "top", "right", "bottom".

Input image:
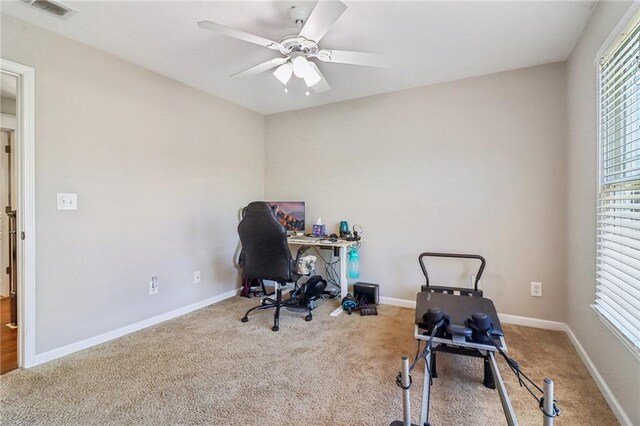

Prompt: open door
[{"left": 0, "top": 59, "right": 36, "bottom": 370}]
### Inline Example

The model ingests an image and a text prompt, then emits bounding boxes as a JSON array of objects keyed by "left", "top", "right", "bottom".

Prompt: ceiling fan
[{"left": 197, "top": 1, "right": 387, "bottom": 95}]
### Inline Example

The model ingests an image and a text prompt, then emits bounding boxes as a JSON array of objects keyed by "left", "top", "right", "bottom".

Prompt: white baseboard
[
  {"left": 380, "top": 297, "right": 564, "bottom": 330},
  {"left": 34, "top": 288, "right": 239, "bottom": 366},
  {"left": 380, "top": 296, "right": 631, "bottom": 425},
  {"left": 497, "top": 313, "right": 567, "bottom": 331},
  {"left": 565, "top": 327, "right": 632, "bottom": 426},
  {"left": 379, "top": 296, "right": 416, "bottom": 308}
]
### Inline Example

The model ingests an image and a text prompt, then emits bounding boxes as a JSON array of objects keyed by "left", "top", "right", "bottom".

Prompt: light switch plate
[
  {"left": 149, "top": 276, "right": 159, "bottom": 295},
  {"left": 57, "top": 193, "right": 78, "bottom": 210}
]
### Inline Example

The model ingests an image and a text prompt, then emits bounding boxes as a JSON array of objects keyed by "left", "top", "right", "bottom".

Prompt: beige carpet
[{"left": 0, "top": 296, "right": 617, "bottom": 425}]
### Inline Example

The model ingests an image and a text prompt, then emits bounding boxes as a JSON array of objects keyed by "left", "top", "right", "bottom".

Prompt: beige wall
[
  {"left": 566, "top": 1, "right": 640, "bottom": 424},
  {"left": 266, "top": 63, "right": 568, "bottom": 321},
  {"left": 2, "top": 8, "right": 636, "bottom": 421},
  {"left": 1, "top": 15, "right": 265, "bottom": 354}
]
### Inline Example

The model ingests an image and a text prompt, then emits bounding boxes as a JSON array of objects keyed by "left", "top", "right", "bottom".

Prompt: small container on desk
[{"left": 312, "top": 224, "right": 326, "bottom": 237}]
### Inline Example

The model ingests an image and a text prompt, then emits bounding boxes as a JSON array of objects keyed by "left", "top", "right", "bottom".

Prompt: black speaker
[{"left": 353, "top": 282, "right": 379, "bottom": 306}]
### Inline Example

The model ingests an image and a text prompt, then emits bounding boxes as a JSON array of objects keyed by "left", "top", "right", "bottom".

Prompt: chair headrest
[{"left": 243, "top": 201, "right": 277, "bottom": 217}]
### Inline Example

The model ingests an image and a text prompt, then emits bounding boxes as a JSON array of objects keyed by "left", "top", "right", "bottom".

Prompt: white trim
[
  {"left": 0, "top": 59, "right": 36, "bottom": 369},
  {"left": 381, "top": 297, "right": 568, "bottom": 330},
  {"left": 496, "top": 313, "right": 567, "bottom": 331},
  {"left": 379, "top": 296, "right": 416, "bottom": 309},
  {"left": 595, "top": 1, "right": 640, "bottom": 65},
  {"left": 35, "top": 288, "right": 240, "bottom": 366},
  {"left": 593, "top": 2, "right": 640, "bottom": 357},
  {"left": 591, "top": 304, "right": 640, "bottom": 360},
  {"left": 565, "top": 327, "right": 633, "bottom": 426}
]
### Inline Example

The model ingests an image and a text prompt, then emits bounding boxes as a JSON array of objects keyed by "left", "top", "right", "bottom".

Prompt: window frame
[{"left": 593, "top": 2, "right": 640, "bottom": 360}]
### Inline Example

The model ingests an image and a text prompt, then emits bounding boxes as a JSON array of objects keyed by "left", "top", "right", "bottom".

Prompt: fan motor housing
[{"left": 278, "top": 36, "right": 319, "bottom": 57}]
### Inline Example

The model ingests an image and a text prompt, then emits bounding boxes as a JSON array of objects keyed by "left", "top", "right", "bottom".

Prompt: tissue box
[{"left": 312, "top": 224, "right": 326, "bottom": 237}]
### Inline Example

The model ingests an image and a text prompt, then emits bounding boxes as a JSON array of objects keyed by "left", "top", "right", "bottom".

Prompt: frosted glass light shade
[
  {"left": 292, "top": 56, "right": 312, "bottom": 78},
  {"left": 273, "top": 62, "right": 293, "bottom": 85},
  {"left": 303, "top": 67, "right": 321, "bottom": 87}
]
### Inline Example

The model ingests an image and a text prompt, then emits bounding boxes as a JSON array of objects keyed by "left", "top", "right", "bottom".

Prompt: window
[{"left": 595, "top": 15, "right": 640, "bottom": 354}]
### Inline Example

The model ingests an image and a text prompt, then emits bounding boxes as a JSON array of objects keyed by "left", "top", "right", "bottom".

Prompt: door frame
[{"left": 1, "top": 59, "right": 36, "bottom": 368}]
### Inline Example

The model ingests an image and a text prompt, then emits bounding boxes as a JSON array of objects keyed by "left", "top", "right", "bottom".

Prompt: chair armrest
[{"left": 294, "top": 245, "right": 312, "bottom": 264}]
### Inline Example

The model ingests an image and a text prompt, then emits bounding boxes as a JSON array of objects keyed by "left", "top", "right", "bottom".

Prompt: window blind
[{"left": 596, "top": 19, "right": 640, "bottom": 352}]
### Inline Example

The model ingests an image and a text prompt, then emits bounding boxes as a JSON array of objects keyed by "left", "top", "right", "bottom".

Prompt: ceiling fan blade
[
  {"left": 316, "top": 49, "right": 389, "bottom": 68},
  {"left": 299, "top": 1, "right": 347, "bottom": 43},
  {"left": 197, "top": 20, "right": 282, "bottom": 51},
  {"left": 309, "top": 62, "right": 331, "bottom": 93},
  {"left": 231, "top": 57, "right": 288, "bottom": 78}
]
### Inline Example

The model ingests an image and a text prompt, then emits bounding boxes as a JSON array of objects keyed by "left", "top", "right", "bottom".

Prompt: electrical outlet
[
  {"left": 531, "top": 282, "right": 542, "bottom": 297},
  {"left": 193, "top": 271, "right": 201, "bottom": 284},
  {"left": 149, "top": 276, "right": 158, "bottom": 295}
]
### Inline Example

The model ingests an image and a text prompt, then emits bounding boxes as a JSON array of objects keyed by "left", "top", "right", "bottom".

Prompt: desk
[{"left": 287, "top": 238, "right": 358, "bottom": 317}]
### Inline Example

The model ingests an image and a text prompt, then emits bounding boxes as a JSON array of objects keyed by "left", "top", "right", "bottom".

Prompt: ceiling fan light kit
[
  {"left": 197, "top": 0, "right": 387, "bottom": 95},
  {"left": 303, "top": 70, "right": 321, "bottom": 88},
  {"left": 292, "top": 55, "right": 309, "bottom": 78},
  {"left": 273, "top": 62, "right": 293, "bottom": 85}
]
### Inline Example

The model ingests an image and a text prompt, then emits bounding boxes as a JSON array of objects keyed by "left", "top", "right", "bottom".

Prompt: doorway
[
  {"left": 0, "top": 59, "right": 36, "bottom": 370},
  {"left": 0, "top": 72, "right": 18, "bottom": 374}
]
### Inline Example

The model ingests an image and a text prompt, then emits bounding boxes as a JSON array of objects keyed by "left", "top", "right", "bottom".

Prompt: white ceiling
[{"left": 1, "top": 1, "right": 595, "bottom": 115}]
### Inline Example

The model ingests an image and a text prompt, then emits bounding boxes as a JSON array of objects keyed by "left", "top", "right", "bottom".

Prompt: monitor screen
[{"left": 267, "top": 201, "right": 305, "bottom": 232}]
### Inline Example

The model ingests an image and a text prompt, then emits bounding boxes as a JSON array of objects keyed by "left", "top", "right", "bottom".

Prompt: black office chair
[{"left": 238, "top": 201, "right": 315, "bottom": 331}]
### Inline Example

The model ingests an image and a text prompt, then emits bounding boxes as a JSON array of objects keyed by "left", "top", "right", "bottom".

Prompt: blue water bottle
[
  {"left": 348, "top": 249, "right": 360, "bottom": 279},
  {"left": 339, "top": 221, "right": 349, "bottom": 238}
]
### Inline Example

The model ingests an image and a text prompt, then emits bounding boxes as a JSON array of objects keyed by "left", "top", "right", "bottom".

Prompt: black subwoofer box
[{"left": 353, "top": 282, "right": 379, "bottom": 306}]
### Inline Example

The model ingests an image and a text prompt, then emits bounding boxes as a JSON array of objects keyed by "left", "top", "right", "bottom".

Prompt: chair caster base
[
  {"left": 241, "top": 317, "right": 248, "bottom": 323},
  {"left": 305, "top": 314, "right": 312, "bottom": 321},
  {"left": 272, "top": 326, "right": 279, "bottom": 332}
]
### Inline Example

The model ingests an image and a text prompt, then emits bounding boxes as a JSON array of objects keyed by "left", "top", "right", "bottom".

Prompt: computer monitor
[{"left": 267, "top": 201, "right": 305, "bottom": 232}]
